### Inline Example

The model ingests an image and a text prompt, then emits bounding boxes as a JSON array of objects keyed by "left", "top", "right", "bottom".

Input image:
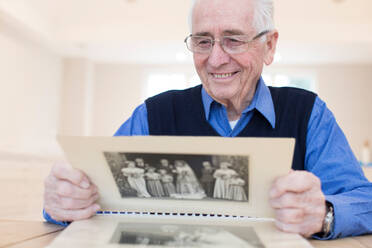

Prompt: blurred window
[
  {"left": 145, "top": 73, "right": 201, "bottom": 99},
  {"left": 262, "top": 73, "right": 317, "bottom": 93}
]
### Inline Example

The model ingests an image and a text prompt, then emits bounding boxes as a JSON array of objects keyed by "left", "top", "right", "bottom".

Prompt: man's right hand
[{"left": 44, "top": 161, "right": 100, "bottom": 222}]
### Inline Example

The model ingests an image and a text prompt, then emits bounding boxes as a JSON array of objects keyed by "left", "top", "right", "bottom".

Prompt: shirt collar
[{"left": 201, "top": 77, "right": 276, "bottom": 128}]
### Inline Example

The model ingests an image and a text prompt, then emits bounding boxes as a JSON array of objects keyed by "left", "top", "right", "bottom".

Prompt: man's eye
[
  {"left": 225, "top": 38, "right": 244, "bottom": 47},
  {"left": 194, "top": 39, "right": 212, "bottom": 47}
]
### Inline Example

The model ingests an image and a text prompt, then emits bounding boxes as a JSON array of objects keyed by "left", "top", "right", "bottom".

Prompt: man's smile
[{"left": 209, "top": 71, "right": 240, "bottom": 80}]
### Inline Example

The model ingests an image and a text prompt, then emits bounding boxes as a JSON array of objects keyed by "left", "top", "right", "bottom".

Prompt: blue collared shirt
[{"left": 45, "top": 78, "right": 372, "bottom": 239}]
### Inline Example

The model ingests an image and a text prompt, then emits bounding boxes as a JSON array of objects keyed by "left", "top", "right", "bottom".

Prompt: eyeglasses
[{"left": 184, "top": 30, "right": 270, "bottom": 55}]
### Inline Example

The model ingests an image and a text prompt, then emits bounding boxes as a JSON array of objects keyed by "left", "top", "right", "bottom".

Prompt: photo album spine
[{"left": 95, "top": 210, "right": 270, "bottom": 221}]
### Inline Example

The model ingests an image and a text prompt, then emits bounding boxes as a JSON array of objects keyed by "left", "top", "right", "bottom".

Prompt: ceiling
[{"left": 1, "top": 0, "right": 372, "bottom": 64}]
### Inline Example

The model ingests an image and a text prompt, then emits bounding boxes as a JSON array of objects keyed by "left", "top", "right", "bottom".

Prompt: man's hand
[
  {"left": 269, "top": 170, "right": 326, "bottom": 237},
  {"left": 44, "top": 161, "right": 100, "bottom": 222}
]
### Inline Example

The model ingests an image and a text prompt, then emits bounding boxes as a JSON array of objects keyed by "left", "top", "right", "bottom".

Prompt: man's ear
[{"left": 263, "top": 30, "right": 279, "bottom": 65}]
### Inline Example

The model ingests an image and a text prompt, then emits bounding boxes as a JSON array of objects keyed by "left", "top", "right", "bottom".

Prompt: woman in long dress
[
  {"left": 121, "top": 161, "right": 150, "bottom": 198},
  {"left": 145, "top": 167, "right": 165, "bottom": 197},
  {"left": 227, "top": 173, "right": 248, "bottom": 201},
  {"left": 175, "top": 160, "right": 204, "bottom": 196},
  {"left": 213, "top": 162, "right": 236, "bottom": 199}
]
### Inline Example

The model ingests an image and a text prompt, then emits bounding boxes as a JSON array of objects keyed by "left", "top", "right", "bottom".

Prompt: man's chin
[{"left": 208, "top": 88, "right": 238, "bottom": 104}]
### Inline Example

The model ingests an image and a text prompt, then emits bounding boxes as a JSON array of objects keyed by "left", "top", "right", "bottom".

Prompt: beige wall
[
  {"left": 59, "top": 58, "right": 94, "bottom": 136},
  {"left": 91, "top": 64, "right": 144, "bottom": 136},
  {"left": 317, "top": 65, "right": 372, "bottom": 158},
  {"left": 91, "top": 63, "right": 198, "bottom": 136},
  {"left": 267, "top": 64, "right": 372, "bottom": 158},
  {"left": 0, "top": 20, "right": 63, "bottom": 157}
]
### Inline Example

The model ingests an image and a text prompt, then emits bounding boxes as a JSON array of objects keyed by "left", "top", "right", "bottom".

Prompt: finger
[
  {"left": 44, "top": 189, "right": 60, "bottom": 214},
  {"left": 52, "top": 162, "right": 91, "bottom": 189},
  {"left": 270, "top": 190, "right": 325, "bottom": 209},
  {"left": 56, "top": 180, "right": 98, "bottom": 199},
  {"left": 275, "top": 220, "right": 302, "bottom": 234},
  {"left": 57, "top": 193, "right": 99, "bottom": 210},
  {"left": 270, "top": 171, "right": 320, "bottom": 198},
  {"left": 275, "top": 220, "right": 315, "bottom": 238},
  {"left": 270, "top": 192, "right": 302, "bottom": 209},
  {"left": 50, "top": 204, "right": 101, "bottom": 222},
  {"left": 275, "top": 208, "right": 304, "bottom": 224}
]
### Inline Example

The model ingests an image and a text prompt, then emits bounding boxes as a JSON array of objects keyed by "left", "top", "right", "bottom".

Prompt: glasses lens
[
  {"left": 222, "top": 36, "right": 248, "bottom": 54},
  {"left": 186, "top": 36, "right": 212, "bottom": 53}
]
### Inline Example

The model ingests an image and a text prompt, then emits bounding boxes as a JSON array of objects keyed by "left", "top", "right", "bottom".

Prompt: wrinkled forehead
[{"left": 192, "top": 0, "right": 255, "bottom": 35}]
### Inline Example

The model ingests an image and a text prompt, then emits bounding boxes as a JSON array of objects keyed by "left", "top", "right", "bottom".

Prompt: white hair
[
  {"left": 253, "top": 0, "right": 275, "bottom": 32},
  {"left": 189, "top": 0, "right": 275, "bottom": 33}
]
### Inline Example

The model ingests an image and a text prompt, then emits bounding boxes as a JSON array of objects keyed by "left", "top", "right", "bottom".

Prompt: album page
[
  {"left": 57, "top": 136, "right": 295, "bottom": 218},
  {"left": 47, "top": 214, "right": 313, "bottom": 248}
]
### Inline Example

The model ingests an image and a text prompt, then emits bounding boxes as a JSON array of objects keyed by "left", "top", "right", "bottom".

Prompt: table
[
  {"left": 0, "top": 220, "right": 63, "bottom": 248},
  {"left": 0, "top": 155, "right": 63, "bottom": 248}
]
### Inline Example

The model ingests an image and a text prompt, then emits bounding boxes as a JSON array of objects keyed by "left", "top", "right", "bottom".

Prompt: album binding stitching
[{"left": 96, "top": 210, "right": 258, "bottom": 220}]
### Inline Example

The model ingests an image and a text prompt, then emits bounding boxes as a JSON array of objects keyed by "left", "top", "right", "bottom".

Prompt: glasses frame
[{"left": 184, "top": 30, "right": 270, "bottom": 55}]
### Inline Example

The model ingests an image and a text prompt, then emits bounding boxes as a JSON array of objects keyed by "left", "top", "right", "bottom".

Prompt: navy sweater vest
[{"left": 145, "top": 85, "right": 316, "bottom": 170}]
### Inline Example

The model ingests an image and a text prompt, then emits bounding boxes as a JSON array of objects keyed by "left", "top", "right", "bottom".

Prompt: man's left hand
[{"left": 269, "top": 170, "right": 326, "bottom": 237}]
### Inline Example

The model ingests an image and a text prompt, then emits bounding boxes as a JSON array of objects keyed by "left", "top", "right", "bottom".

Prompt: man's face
[
  {"left": 220, "top": 163, "right": 228, "bottom": 169},
  {"left": 135, "top": 158, "right": 144, "bottom": 167},
  {"left": 160, "top": 159, "right": 169, "bottom": 167},
  {"left": 128, "top": 161, "right": 135, "bottom": 168},
  {"left": 192, "top": 0, "right": 275, "bottom": 105},
  {"left": 202, "top": 161, "right": 211, "bottom": 168},
  {"left": 204, "top": 164, "right": 211, "bottom": 170}
]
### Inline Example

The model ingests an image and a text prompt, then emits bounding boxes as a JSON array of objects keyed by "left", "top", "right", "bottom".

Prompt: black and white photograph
[
  {"left": 110, "top": 223, "right": 265, "bottom": 248},
  {"left": 103, "top": 152, "right": 249, "bottom": 202}
]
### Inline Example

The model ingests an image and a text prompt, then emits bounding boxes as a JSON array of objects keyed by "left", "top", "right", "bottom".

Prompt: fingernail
[{"left": 80, "top": 180, "right": 90, "bottom": 189}]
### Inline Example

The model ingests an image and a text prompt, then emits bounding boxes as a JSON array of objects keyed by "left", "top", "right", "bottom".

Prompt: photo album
[{"left": 47, "top": 136, "right": 313, "bottom": 248}]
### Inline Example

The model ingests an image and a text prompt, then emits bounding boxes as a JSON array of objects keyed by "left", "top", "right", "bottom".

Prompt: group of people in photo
[{"left": 106, "top": 154, "right": 248, "bottom": 202}]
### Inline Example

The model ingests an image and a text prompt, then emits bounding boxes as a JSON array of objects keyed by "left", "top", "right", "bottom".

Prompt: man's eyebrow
[
  {"left": 223, "top": 29, "right": 246, "bottom": 35},
  {"left": 193, "top": 30, "right": 247, "bottom": 36},
  {"left": 193, "top": 31, "right": 212, "bottom": 36}
]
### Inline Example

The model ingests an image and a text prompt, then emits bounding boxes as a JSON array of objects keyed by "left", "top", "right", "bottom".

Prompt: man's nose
[{"left": 207, "top": 42, "right": 231, "bottom": 68}]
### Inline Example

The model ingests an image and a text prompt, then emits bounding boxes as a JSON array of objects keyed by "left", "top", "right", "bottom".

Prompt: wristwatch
[{"left": 321, "top": 201, "right": 334, "bottom": 237}]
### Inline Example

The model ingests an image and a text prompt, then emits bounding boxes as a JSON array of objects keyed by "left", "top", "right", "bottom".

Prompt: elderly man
[{"left": 43, "top": 0, "right": 372, "bottom": 240}]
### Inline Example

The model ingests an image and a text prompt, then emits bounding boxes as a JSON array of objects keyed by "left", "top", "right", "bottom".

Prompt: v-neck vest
[{"left": 145, "top": 85, "right": 316, "bottom": 170}]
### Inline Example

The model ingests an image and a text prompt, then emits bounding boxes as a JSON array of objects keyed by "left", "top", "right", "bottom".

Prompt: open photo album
[{"left": 47, "top": 136, "right": 313, "bottom": 248}]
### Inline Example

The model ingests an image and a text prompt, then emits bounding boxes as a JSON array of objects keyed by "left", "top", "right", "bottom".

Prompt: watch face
[{"left": 322, "top": 204, "right": 334, "bottom": 236}]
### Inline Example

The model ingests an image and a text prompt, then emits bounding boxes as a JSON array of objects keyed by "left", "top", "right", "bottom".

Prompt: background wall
[
  {"left": 92, "top": 63, "right": 199, "bottom": 136},
  {"left": 59, "top": 58, "right": 94, "bottom": 137},
  {"left": 0, "top": 0, "right": 371, "bottom": 162},
  {"left": 267, "top": 64, "right": 372, "bottom": 157},
  {"left": 0, "top": 19, "right": 62, "bottom": 157},
  {"left": 1, "top": 27, "right": 371, "bottom": 161},
  {"left": 91, "top": 64, "right": 144, "bottom": 136}
]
